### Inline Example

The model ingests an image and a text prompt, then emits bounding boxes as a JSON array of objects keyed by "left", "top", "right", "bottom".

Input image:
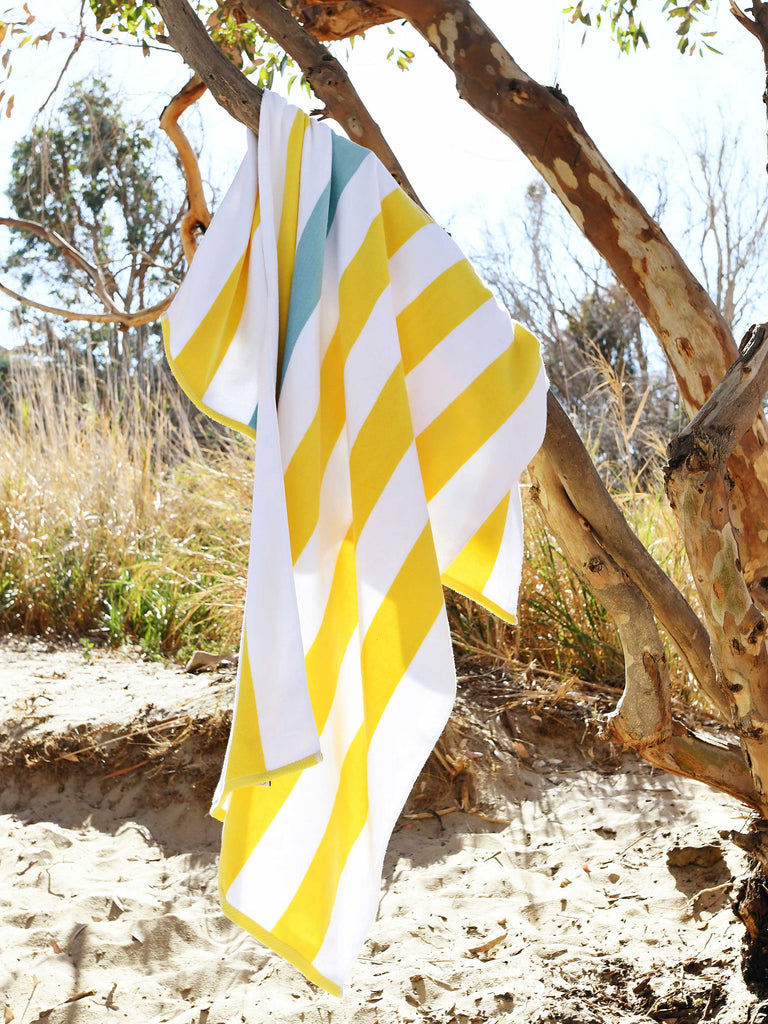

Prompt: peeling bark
[
  {"left": 666, "top": 325, "right": 768, "bottom": 800},
  {"left": 284, "top": 0, "right": 397, "bottom": 38},
  {"left": 530, "top": 445, "right": 761, "bottom": 813}
]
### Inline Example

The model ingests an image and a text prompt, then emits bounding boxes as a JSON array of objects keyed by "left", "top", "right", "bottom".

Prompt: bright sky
[{"left": 0, "top": 1, "right": 766, "bottom": 339}]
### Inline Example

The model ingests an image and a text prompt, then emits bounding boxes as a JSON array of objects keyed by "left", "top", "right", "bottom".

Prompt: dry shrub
[{"left": 0, "top": 352, "right": 252, "bottom": 657}]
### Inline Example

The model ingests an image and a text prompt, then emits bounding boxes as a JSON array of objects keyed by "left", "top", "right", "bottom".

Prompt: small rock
[{"left": 667, "top": 844, "right": 724, "bottom": 869}]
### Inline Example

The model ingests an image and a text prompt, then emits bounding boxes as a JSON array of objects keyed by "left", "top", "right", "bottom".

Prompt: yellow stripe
[
  {"left": 276, "top": 111, "right": 309, "bottom": 384},
  {"left": 169, "top": 199, "right": 262, "bottom": 409},
  {"left": 216, "top": 630, "right": 265, "bottom": 794},
  {"left": 443, "top": 581, "right": 518, "bottom": 625},
  {"left": 283, "top": 329, "right": 345, "bottom": 563},
  {"left": 417, "top": 324, "right": 542, "bottom": 501},
  {"left": 218, "top": 529, "right": 357, "bottom": 887},
  {"left": 282, "top": 214, "right": 390, "bottom": 562},
  {"left": 397, "top": 261, "right": 491, "bottom": 374},
  {"left": 442, "top": 492, "right": 509, "bottom": 598},
  {"left": 348, "top": 366, "right": 412, "bottom": 532},
  {"left": 162, "top": 320, "right": 256, "bottom": 440},
  {"left": 270, "top": 523, "right": 443, "bottom": 961},
  {"left": 380, "top": 187, "right": 432, "bottom": 257},
  {"left": 359, "top": 523, "right": 443, "bottom": 730},
  {"left": 337, "top": 213, "right": 389, "bottom": 359},
  {"left": 219, "top": 887, "right": 340, "bottom": 996},
  {"left": 303, "top": 527, "right": 359, "bottom": 725}
]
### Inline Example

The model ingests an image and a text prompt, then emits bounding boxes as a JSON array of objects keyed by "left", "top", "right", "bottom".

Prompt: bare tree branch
[
  {"left": 530, "top": 440, "right": 761, "bottom": 812},
  {"left": 0, "top": 279, "right": 173, "bottom": 327},
  {"left": 542, "top": 392, "right": 726, "bottom": 717},
  {"left": 236, "top": 0, "right": 421, "bottom": 205},
  {"left": 155, "top": 0, "right": 263, "bottom": 134},
  {"left": 36, "top": 1, "right": 87, "bottom": 117},
  {"left": 1, "top": 216, "right": 120, "bottom": 314},
  {"left": 159, "top": 74, "right": 212, "bottom": 263}
]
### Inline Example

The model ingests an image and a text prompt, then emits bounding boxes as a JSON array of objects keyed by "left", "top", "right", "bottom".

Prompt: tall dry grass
[
  {"left": 0, "top": 352, "right": 251, "bottom": 657},
  {"left": 0, "top": 347, "right": 698, "bottom": 699},
  {"left": 448, "top": 354, "right": 703, "bottom": 705}
]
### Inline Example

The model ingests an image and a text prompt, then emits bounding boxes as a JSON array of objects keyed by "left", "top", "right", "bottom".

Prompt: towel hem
[{"left": 218, "top": 882, "right": 342, "bottom": 997}]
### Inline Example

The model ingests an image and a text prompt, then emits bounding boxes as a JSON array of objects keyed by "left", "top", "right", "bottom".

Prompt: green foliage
[
  {"left": 6, "top": 77, "right": 183, "bottom": 363},
  {"left": 522, "top": 525, "right": 624, "bottom": 682},
  {"left": 89, "top": 1, "right": 309, "bottom": 90},
  {"left": 564, "top": 0, "right": 719, "bottom": 55}
]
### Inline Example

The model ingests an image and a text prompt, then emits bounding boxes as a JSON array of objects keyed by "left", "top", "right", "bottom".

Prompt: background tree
[{"left": 5, "top": 77, "right": 185, "bottom": 369}]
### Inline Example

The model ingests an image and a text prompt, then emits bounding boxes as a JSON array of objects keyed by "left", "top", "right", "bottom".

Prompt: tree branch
[
  {"left": 155, "top": 0, "right": 263, "bottom": 134},
  {"left": 666, "top": 324, "right": 768, "bottom": 801},
  {"left": 236, "top": 0, "right": 421, "bottom": 204},
  {"left": 284, "top": 0, "right": 397, "bottom": 38},
  {"left": 0, "top": 279, "right": 174, "bottom": 327},
  {"left": 159, "top": 74, "right": 212, "bottom": 263},
  {"left": 542, "top": 392, "right": 726, "bottom": 718},
  {"left": 1, "top": 216, "right": 120, "bottom": 314},
  {"left": 530, "top": 442, "right": 761, "bottom": 813}
]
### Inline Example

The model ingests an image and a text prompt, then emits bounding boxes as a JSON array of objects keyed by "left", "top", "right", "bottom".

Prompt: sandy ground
[{"left": 0, "top": 637, "right": 763, "bottom": 1023}]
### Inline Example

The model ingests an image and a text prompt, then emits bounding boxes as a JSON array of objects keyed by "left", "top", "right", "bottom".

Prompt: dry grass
[
  {"left": 0, "top": 352, "right": 251, "bottom": 657},
  {"left": 0, "top": 347, "right": 699, "bottom": 706}
]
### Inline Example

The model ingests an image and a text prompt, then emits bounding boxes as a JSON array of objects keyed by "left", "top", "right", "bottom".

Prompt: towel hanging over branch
[{"left": 163, "top": 89, "right": 547, "bottom": 995}]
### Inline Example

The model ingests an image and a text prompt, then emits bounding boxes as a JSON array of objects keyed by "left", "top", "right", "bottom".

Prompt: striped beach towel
[{"left": 162, "top": 89, "right": 547, "bottom": 994}]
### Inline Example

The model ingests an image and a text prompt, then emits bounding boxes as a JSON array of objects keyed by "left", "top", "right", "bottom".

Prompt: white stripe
[
  {"left": 428, "top": 365, "right": 548, "bottom": 573},
  {"left": 388, "top": 223, "right": 464, "bottom": 312},
  {"left": 293, "top": 431, "right": 352, "bottom": 649},
  {"left": 226, "top": 627, "right": 364, "bottom": 932},
  {"left": 328, "top": 152, "right": 386, "bottom": 280},
  {"left": 200, "top": 224, "right": 268, "bottom": 425},
  {"left": 295, "top": 119, "right": 332, "bottom": 240},
  {"left": 343, "top": 287, "right": 400, "bottom": 445},
  {"left": 481, "top": 486, "right": 525, "bottom": 614},
  {"left": 353, "top": 445, "right": 429, "bottom": 640},
  {"left": 278, "top": 302, "right": 322, "bottom": 465},
  {"left": 166, "top": 134, "right": 255, "bottom": 355},
  {"left": 405, "top": 298, "right": 506, "bottom": 435},
  {"left": 311, "top": 610, "right": 455, "bottom": 988},
  {"left": 375, "top": 158, "right": 400, "bottom": 204}
]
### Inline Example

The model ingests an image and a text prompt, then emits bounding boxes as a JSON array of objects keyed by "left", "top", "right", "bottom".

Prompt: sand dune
[{"left": 0, "top": 639, "right": 760, "bottom": 1022}]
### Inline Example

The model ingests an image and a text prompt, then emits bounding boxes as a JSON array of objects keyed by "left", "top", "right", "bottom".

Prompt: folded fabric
[{"left": 162, "top": 89, "right": 547, "bottom": 995}]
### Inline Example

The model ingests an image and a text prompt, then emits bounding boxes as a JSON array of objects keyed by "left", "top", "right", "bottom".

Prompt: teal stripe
[
  {"left": 327, "top": 133, "right": 369, "bottom": 232},
  {"left": 279, "top": 181, "right": 331, "bottom": 389},
  {"left": 277, "top": 134, "right": 369, "bottom": 392}
]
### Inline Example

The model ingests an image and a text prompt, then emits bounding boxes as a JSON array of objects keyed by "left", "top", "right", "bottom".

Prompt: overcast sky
[{"left": 1, "top": 0, "right": 766, "bottom": 339}]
